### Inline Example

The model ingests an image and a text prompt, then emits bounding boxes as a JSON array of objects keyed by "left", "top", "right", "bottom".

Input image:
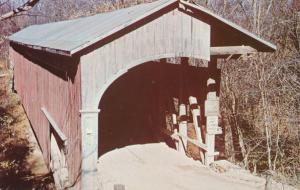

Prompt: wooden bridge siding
[
  {"left": 80, "top": 8, "right": 210, "bottom": 109},
  {"left": 10, "top": 47, "right": 81, "bottom": 185}
]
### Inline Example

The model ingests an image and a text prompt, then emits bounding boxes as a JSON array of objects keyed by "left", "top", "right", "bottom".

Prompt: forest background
[{"left": 0, "top": 0, "right": 299, "bottom": 188}]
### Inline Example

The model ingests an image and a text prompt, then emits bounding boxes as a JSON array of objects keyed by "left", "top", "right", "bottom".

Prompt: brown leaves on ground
[{"left": 0, "top": 62, "right": 54, "bottom": 189}]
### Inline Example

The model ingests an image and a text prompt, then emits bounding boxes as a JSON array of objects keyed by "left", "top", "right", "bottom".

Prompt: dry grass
[{"left": 0, "top": 58, "right": 55, "bottom": 190}]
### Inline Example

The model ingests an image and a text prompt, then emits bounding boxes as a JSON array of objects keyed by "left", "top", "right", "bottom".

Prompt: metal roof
[
  {"left": 9, "top": 0, "right": 176, "bottom": 55},
  {"left": 9, "top": 0, "right": 276, "bottom": 56}
]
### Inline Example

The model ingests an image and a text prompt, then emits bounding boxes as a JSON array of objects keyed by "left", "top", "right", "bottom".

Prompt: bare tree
[
  {"left": 214, "top": 0, "right": 300, "bottom": 184},
  {"left": 0, "top": 0, "right": 40, "bottom": 21}
]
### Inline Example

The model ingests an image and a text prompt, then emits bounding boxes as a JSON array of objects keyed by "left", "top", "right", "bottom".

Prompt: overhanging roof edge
[
  {"left": 10, "top": 0, "right": 276, "bottom": 57},
  {"left": 179, "top": 0, "right": 276, "bottom": 52},
  {"left": 10, "top": 41, "right": 72, "bottom": 56}
]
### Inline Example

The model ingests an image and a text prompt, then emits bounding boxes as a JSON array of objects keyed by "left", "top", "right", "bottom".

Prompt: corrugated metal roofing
[
  {"left": 9, "top": 0, "right": 276, "bottom": 56},
  {"left": 9, "top": 0, "right": 176, "bottom": 55}
]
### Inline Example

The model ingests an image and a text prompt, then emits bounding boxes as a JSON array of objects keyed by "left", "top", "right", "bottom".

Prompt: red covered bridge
[{"left": 9, "top": 0, "right": 276, "bottom": 189}]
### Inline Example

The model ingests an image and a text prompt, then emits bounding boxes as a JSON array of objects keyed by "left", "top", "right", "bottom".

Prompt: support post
[
  {"left": 204, "top": 79, "right": 220, "bottom": 166},
  {"left": 178, "top": 104, "right": 187, "bottom": 154},
  {"left": 189, "top": 96, "right": 205, "bottom": 163},
  {"left": 188, "top": 96, "right": 202, "bottom": 142},
  {"left": 80, "top": 108, "right": 100, "bottom": 190},
  {"left": 50, "top": 133, "right": 70, "bottom": 189},
  {"left": 172, "top": 114, "right": 179, "bottom": 150}
]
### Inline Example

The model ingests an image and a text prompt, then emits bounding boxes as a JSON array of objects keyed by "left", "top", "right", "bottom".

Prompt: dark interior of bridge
[{"left": 98, "top": 59, "right": 223, "bottom": 157}]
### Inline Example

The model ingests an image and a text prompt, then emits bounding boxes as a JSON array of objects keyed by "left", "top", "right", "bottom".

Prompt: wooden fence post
[{"left": 204, "top": 78, "right": 221, "bottom": 166}]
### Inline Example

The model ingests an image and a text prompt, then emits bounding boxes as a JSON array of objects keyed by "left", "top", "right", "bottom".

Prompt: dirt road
[{"left": 97, "top": 143, "right": 296, "bottom": 190}]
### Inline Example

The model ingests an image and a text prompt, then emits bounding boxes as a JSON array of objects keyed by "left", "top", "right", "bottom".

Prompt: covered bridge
[{"left": 9, "top": 0, "right": 276, "bottom": 189}]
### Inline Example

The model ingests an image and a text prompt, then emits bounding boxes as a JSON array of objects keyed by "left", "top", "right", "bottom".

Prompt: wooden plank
[
  {"left": 50, "top": 133, "right": 69, "bottom": 189},
  {"left": 178, "top": 104, "right": 187, "bottom": 154},
  {"left": 189, "top": 96, "right": 205, "bottom": 163},
  {"left": 41, "top": 107, "right": 68, "bottom": 145},
  {"left": 171, "top": 131, "right": 207, "bottom": 151},
  {"left": 0, "top": 73, "right": 8, "bottom": 78},
  {"left": 188, "top": 96, "right": 202, "bottom": 141},
  {"left": 165, "top": 10, "right": 175, "bottom": 55},
  {"left": 199, "top": 18, "right": 210, "bottom": 60},
  {"left": 145, "top": 19, "right": 155, "bottom": 58},
  {"left": 205, "top": 133, "right": 215, "bottom": 165},
  {"left": 210, "top": 46, "right": 257, "bottom": 55},
  {"left": 181, "top": 11, "right": 192, "bottom": 57},
  {"left": 174, "top": 9, "right": 182, "bottom": 57}
]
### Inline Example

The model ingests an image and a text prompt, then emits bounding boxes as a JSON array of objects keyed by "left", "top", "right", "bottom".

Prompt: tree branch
[
  {"left": 0, "top": 0, "right": 9, "bottom": 8},
  {"left": 0, "top": 0, "right": 40, "bottom": 21}
]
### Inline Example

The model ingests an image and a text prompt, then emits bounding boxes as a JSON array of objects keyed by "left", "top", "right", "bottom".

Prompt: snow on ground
[{"left": 97, "top": 143, "right": 297, "bottom": 190}]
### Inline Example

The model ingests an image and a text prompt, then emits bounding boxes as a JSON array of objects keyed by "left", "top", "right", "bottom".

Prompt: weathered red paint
[{"left": 10, "top": 46, "right": 81, "bottom": 185}]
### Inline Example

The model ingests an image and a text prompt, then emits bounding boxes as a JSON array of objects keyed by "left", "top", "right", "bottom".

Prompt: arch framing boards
[{"left": 91, "top": 53, "right": 202, "bottom": 109}]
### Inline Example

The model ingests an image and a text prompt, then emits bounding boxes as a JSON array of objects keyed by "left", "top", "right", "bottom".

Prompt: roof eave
[
  {"left": 179, "top": 0, "right": 277, "bottom": 52},
  {"left": 10, "top": 41, "right": 72, "bottom": 57},
  {"left": 10, "top": 0, "right": 277, "bottom": 56}
]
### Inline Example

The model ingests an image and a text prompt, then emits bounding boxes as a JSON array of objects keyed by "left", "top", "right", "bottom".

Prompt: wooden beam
[
  {"left": 161, "top": 126, "right": 219, "bottom": 157},
  {"left": 41, "top": 107, "right": 68, "bottom": 146},
  {"left": 0, "top": 73, "right": 8, "bottom": 78},
  {"left": 171, "top": 131, "right": 208, "bottom": 151},
  {"left": 178, "top": 104, "right": 188, "bottom": 154},
  {"left": 210, "top": 46, "right": 257, "bottom": 56}
]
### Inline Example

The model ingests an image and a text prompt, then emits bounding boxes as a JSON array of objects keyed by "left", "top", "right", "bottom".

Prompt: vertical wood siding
[
  {"left": 80, "top": 8, "right": 210, "bottom": 109},
  {"left": 10, "top": 47, "right": 81, "bottom": 185}
]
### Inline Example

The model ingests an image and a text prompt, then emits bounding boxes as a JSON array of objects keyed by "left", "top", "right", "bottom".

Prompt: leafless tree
[
  {"left": 0, "top": 0, "right": 40, "bottom": 21},
  {"left": 210, "top": 0, "right": 300, "bottom": 183}
]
